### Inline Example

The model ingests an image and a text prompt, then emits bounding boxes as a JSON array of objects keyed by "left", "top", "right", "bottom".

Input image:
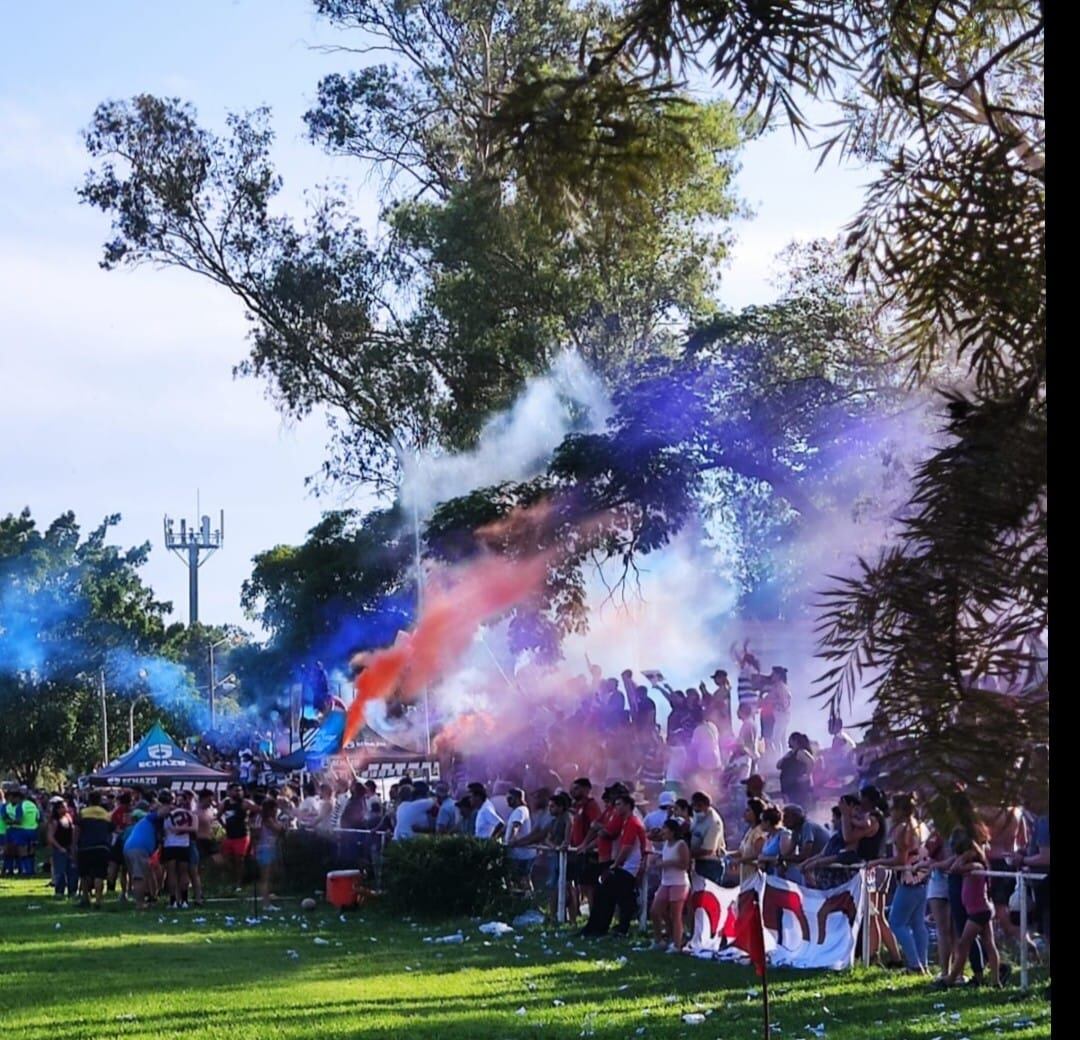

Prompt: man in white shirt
[
  {"left": 392, "top": 782, "right": 436, "bottom": 841},
  {"left": 468, "top": 782, "right": 504, "bottom": 839},
  {"left": 504, "top": 787, "right": 535, "bottom": 889}
]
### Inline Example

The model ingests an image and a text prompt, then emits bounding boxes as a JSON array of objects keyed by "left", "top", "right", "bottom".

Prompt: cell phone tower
[{"left": 163, "top": 508, "right": 224, "bottom": 624}]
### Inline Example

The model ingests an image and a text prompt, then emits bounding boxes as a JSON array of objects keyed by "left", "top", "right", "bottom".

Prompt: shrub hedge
[{"left": 381, "top": 836, "right": 509, "bottom": 917}]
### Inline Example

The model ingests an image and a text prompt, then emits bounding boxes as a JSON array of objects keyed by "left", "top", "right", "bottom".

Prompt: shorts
[
  {"left": 966, "top": 909, "right": 993, "bottom": 927},
  {"left": 110, "top": 841, "right": 126, "bottom": 866},
  {"left": 221, "top": 836, "right": 250, "bottom": 859},
  {"left": 162, "top": 845, "right": 191, "bottom": 864},
  {"left": 927, "top": 872, "right": 949, "bottom": 902},
  {"left": 11, "top": 828, "right": 34, "bottom": 847},
  {"left": 78, "top": 848, "right": 111, "bottom": 881},
  {"left": 188, "top": 844, "right": 200, "bottom": 867},
  {"left": 509, "top": 857, "right": 535, "bottom": 881},
  {"left": 566, "top": 852, "right": 586, "bottom": 884},
  {"left": 255, "top": 844, "right": 278, "bottom": 869},
  {"left": 693, "top": 859, "right": 725, "bottom": 885},
  {"left": 125, "top": 848, "right": 151, "bottom": 881},
  {"left": 988, "top": 858, "right": 1014, "bottom": 907},
  {"left": 582, "top": 857, "right": 611, "bottom": 887},
  {"left": 653, "top": 883, "right": 690, "bottom": 903},
  {"left": 196, "top": 838, "right": 219, "bottom": 859}
]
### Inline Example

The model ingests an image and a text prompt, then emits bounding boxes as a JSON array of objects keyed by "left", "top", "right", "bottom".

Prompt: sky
[{"left": 0, "top": 1, "right": 871, "bottom": 632}]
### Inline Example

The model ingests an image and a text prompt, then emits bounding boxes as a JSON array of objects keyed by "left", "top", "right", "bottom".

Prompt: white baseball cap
[{"left": 657, "top": 791, "right": 676, "bottom": 807}]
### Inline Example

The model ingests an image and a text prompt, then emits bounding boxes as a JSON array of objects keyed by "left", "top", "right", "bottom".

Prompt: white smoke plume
[{"left": 401, "top": 350, "right": 611, "bottom": 518}]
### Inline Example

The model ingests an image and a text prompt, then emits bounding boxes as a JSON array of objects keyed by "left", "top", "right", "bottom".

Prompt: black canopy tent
[{"left": 86, "top": 722, "right": 234, "bottom": 791}]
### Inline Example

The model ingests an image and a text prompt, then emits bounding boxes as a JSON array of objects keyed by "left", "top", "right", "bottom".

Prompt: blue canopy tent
[{"left": 87, "top": 721, "right": 233, "bottom": 789}]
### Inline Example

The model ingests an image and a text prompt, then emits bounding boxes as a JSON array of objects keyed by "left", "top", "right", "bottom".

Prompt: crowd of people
[{"left": 1, "top": 650, "right": 1049, "bottom": 990}]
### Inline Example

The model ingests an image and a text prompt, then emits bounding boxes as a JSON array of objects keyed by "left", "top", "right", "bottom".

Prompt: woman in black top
[
  {"left": 777, "top": 733, "right": 815, "bottom": 807},
  {"left": 46, "top": 799, "right": 78, "bottom": 898},
  {"left": 846, "top": 785, "right": 903, "bottom": 967}
]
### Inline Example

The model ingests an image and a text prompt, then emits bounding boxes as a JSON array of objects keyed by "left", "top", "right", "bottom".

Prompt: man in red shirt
[
  {"left": 566, "top": 778, "right": 601, "bottom": 920},
  {"left": 580, "top": 792, "right": 648, "bottom": 937},
  {"left": 107, "top": 791, "right": 133, "bottom": 902}
]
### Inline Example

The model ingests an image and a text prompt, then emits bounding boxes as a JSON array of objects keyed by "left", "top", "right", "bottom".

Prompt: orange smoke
[
  {"left": 432, "top": 710, "right": 500, "bottom": 757},
  {"left": 342, "top": 551, "right": 550, "bottom": 747}
]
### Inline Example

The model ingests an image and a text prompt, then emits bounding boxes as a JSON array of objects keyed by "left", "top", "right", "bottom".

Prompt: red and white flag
[{"left": 689, "top": 871, "right": 866, "bottom": 970}]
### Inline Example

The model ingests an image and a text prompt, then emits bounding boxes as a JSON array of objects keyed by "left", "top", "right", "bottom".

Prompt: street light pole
[
  {"left": 209, "top": 641, "right": 217, "bottom": 730},
  {"left": 99, "top": 668, "right": 110, "bottom": 765}
]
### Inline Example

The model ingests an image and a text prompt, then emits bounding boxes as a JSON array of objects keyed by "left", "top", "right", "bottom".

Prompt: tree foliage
[
  {"left": 487, "top": 0, "right": 1046, "bottom": 801},
  {"left": 0, "top": 510, "right": 179, "bottom": 782},
  {"left": 80, "top": 0, "right": 744, "bottom": 493},
  {"left": 238, "top": 508, "right": 414, "bottom": 700}
]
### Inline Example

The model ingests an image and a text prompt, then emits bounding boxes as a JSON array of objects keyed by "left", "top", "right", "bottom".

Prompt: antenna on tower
[{"left": 164, "top": 504, "right": 224, "bottom": 624}]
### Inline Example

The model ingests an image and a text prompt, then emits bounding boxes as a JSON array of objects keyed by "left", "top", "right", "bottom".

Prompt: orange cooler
[{"left": 326, "top": 869, "right": 363, "bottom": 909}]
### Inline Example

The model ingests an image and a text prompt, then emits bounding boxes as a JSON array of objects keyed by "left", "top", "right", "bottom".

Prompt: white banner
[{"left": 689, "top": 871, "right": 865, "bottom": 970}]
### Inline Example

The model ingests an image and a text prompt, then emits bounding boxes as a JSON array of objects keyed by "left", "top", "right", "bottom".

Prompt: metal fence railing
[{"left": 306, "top": 831, "right": 1046, "bottom": 994}]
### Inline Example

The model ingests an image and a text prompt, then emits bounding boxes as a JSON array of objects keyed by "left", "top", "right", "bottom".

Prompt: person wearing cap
[
  {"left": 433, "top": 782, "right": 459, "bottom": 834},
  {"left": 777, "top": 804, "right": 830, "bottom": 885},
  {"left": 644, "top": 791, "right": 676, "bottom": 841},
  {"left": 579, "top": 792, "right": 647, "bottom": 938},
  {"left": 701, "top": 669, "right": 733, "bottom": 737},
  {"left": 688, "top": 791, "right": 726, "bottom": 884},
  {"left": 504, "top": 787, "right": 536, "bottom": 889}
]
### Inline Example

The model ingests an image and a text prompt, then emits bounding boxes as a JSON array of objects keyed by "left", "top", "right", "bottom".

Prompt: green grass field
[{"left": 1, "top": 879, "right": 1050, "bottom": 1040}]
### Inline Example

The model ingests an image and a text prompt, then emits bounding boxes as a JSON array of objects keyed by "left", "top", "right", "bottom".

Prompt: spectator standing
[
  {"left": 76, "top": 790, "right": 114, "bottom": 909},
  {"left": 220, "top": 784, "right": 258, "bottom": 891},
  {"left": 688, "top": 791, "right": 726, "bottom": 884},
  {"left": 393, "top": 782, "right": 437, "bottom": 841},
  {"left": 123, "top": 802, "right": 164, "bottom": 910},
  {"left": 469, "top": 783, "right": 505, "bottom": 839},
  {"left": 765, "top": 667, "right": 792, "bottom": 752},
  {"left": 46, "top": 797, "right": 78, "bottom": 898},
  {"left": 650, "top": 817, "right": 691, "bottom": 953},
  {"left": 777, "top": 733, "right": 816, "bottom": 808},
  {"left": 580, "top": 792, "right": 646, "bottom": 938},
  {"left": 504, "top": 787, "right": 535, "bottom": 889},
  {"left": 161, "top": 791, "right": 196, "bottom": 909},
  {"left": 871, "top": 793, "right": 930, "bottom": 974},
  {"left": 434, "top": 783, "right": 460, "bottom": 834}
]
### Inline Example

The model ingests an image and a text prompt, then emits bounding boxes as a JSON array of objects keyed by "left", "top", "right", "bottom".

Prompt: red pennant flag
[{"left": 734, "top": 891, "right": 767, "bottom": 977}]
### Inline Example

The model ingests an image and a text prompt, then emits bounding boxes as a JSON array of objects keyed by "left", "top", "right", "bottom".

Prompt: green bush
[{"left": 381, "top": 836, "right": 509, "bottom": 918}]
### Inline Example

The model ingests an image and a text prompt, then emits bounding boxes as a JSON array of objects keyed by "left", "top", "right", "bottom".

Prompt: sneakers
[
  {"left": 179, "top": 901, "right": 190, "bottom": 910},
  {"left": 665, "top": 943, "right": 684, "bottom": 955},
  {"left": 648, "top": 940, "right": 667, "bottom": 951}
]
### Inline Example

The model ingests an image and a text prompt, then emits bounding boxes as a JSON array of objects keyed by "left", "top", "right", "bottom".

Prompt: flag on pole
[{"left": 734, "top": 889, "right": 767, "bottom": 977}]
